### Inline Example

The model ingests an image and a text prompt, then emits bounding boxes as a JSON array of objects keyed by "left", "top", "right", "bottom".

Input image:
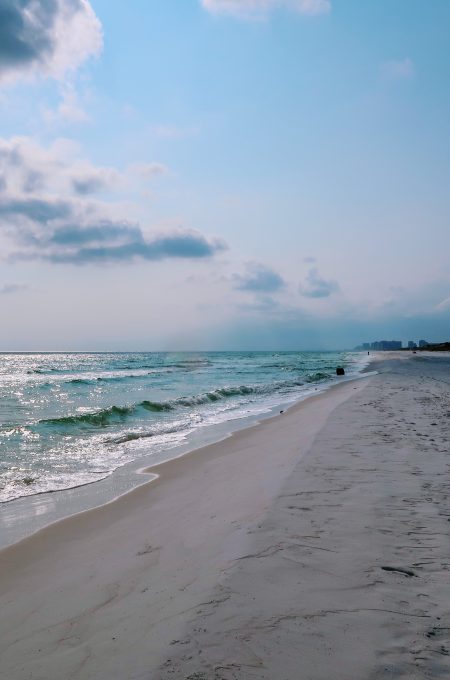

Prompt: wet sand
[{"left": 1, "top": 353, "right": 449, "bottom": 679}]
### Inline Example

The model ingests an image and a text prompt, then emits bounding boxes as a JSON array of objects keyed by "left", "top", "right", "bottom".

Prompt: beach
[{"left": 1, "top": 353, "right": 449, "bottom": 679}]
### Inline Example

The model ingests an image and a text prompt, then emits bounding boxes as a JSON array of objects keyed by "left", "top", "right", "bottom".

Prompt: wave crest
[
  {"left": 40, "top": 405, "right": 133, "bottom": 428},
  {"left": 34, "top": 374, "right": 331, "bottom": 432}
]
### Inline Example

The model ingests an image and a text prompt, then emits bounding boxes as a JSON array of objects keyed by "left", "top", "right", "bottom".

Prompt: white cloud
[
  {"left": 70, "top": 165, "right": 123, "bottom": 195},
  {"left": 43, "top": 83, "right": 90, "bottom": 124},
  {"left": 0, "top": 136, "right": 225, "bottom": 264},
  {"left": 234, "top": 261, "right": 285, "bottom": 292},
  {"left": 129, "top": 162, "right": 169, "bottom": 179},
  {"left": 0, "top": 136, "right": 168, "bottom": 197},
  {"left": 0, "top": 0, "right": 103, "bottom": 85},
  {"left": 299, "top": 267, "right": 339, "bottom": 298},
  {"left": 200, "top": 0, "right": 331, "bottom": 20},
  {"left": 381, "top": 58, "right": 415, "bottom": 81}
]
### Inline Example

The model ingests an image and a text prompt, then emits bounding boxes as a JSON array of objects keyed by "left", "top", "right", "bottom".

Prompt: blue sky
[{"left": 0, "top": 0, "right": 449, "bottom": 350}]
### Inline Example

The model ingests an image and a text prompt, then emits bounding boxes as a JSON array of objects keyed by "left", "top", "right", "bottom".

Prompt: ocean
[{"left": 0, "top": 351, "right": 368, "bottom": 505}]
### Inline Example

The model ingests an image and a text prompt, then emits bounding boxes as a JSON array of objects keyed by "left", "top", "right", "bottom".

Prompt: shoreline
[
  {"left": 0, "top": 367, "right": 373, "bottom": 679},
  {"left": 0, "top": 355, "right": 375, "bottom": 550},
  {"left": 3, "top": 352, "right": 447, "bottom": 679}
]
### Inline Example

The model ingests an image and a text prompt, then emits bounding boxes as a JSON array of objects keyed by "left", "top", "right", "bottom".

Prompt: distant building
[
  {"left": 354, "top": 340, "right": 402, "bottom": 351},
  {"left": 418, "top": 339, "right": 429, "bottom": 348},
  {"left": 370, "top": 340, "right": 402, "bottom": 351},
  {"left": 408, "top": 341, "right": 417, "bottom": 349}
]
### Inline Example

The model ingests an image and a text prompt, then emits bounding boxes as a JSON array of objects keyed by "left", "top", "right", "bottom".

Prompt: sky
[{"left": 0, "top": 0, "right": 449, "bottom": 350}]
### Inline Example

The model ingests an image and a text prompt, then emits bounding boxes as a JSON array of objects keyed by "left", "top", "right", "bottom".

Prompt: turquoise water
[{"left": 0, "top": 351, "right": 368, "bottom": 502}]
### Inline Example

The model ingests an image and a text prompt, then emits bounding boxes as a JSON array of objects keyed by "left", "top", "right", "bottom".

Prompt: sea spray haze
[{"left": 0, "top": 351, "right": 368, "bottom": 502}]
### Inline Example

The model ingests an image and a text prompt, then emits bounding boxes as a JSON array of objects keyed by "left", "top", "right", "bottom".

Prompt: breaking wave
[
  {"left": 40, "top": 405, "right": 134, "bottom": 428},
  {"left": 33, "top": 373, "right": 332, "bottom": 432}
]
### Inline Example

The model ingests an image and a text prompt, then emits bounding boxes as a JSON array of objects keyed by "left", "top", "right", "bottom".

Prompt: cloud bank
[
  {"left": 0, "top": 0, "right": 103, "bottom": 84},
  {"left": 201, "top": 0, "right": 331, "bottom": 20},
  {"left": 0, "top": 137, "right": 225, "bottom": 264}
]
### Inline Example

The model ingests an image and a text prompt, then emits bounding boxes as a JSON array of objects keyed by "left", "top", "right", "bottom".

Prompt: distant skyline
[{"left": 0, "top": 0, "right": 449, "bottom": 350}]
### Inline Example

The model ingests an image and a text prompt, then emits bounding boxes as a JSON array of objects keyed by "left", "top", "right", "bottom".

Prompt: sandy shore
[{"left": 1, "top": 353, "right": 449, "bottom": 679}]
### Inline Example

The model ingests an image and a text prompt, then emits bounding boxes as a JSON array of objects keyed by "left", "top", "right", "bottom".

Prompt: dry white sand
[{"left": 1, "top": 353, "right": 449, "bottom": 679}]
